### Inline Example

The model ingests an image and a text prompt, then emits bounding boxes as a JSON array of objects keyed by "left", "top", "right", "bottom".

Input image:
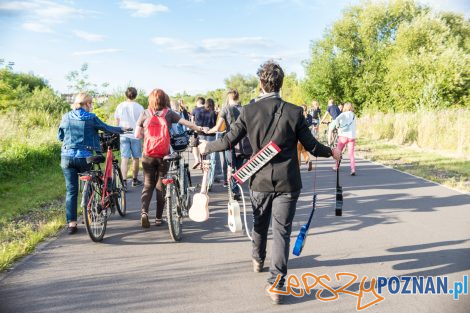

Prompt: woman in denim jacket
[{"left": 58, "top": 93, "right": 128, "bottom": 234}]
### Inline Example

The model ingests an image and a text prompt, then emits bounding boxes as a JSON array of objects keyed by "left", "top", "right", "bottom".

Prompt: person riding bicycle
[
  {"left": 58, "top": 92, "right": 129, "bottom": 234},
  {"left": 135, "top": 88, "right": 204, "bottom": 228},
  {"left": 320, "top": 99, "right": 341, "bottom": 146}
]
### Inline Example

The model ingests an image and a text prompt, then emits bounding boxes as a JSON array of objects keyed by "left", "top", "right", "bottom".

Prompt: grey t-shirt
[
  {"left": 220, "top": 104, "right": 242, "bottom": 131},
  {"left": 136, "top": 109, "right": 181, "bottom": 131}
]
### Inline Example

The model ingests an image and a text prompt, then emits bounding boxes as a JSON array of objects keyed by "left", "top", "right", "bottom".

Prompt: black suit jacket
[{"left": 206, "top": 93, "right": 332, "bottom": 192}]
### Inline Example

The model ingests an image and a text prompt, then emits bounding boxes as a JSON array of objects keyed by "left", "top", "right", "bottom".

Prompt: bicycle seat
[
  {"left": 86, "top": 155, "right": 105, "bottom": 164},
  {"left": 163, "top": 153, "right": 181, "bottom": 162}
]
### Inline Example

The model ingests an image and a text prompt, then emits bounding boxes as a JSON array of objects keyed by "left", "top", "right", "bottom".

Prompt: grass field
[{"left": 356, "top": 138, "right": 470, "bottom": 193}]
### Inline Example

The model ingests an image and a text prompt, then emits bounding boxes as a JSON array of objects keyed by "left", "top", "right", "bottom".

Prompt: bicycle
[
  {"left": 79, "top": 132, "right": 128, "bottom": 242},
  {"left": 321, "top": 121, "right": 338, "bottom": 148},
  {"left": 162, "top": 132, "right": 195, "bottom": 241}
]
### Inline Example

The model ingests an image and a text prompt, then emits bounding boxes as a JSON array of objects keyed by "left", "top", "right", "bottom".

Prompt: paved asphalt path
[{"left": 1, "top": 156, "right": 469, "bottom": 313}]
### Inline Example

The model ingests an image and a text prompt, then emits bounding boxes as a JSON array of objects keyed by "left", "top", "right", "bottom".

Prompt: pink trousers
[{"left": 335, "top": 136, "right": 356, "bottom": 172}]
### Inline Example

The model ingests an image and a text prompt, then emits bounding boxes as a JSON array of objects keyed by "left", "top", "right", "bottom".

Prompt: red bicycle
[{"left": 79, "top": 133, "right": 127, "bottom": 242}]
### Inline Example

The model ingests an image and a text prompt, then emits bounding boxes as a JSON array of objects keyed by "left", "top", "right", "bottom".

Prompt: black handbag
[{"left": 171, "top": 133, "right": 190, "bottom": 151}]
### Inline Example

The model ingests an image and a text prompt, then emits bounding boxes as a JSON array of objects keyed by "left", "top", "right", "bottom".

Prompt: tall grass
[{"left": 357, "top": 109, "right": 470, "bottom": 158}]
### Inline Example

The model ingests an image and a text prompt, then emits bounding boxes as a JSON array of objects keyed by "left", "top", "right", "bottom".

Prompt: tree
[
  {"left": 224, "top": 74, "right": 259, "bottom": 104},
  {"left": 281, "top": 73, "right": 306, "bottom": 105},
  {"left": 65, "top": 63, "right": 109, "bottom": 96}
]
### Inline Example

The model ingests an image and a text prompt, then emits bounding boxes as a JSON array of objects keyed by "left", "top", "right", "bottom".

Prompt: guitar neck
[{"left": 200, "top": 162, "right": 210, "bottom": 194}]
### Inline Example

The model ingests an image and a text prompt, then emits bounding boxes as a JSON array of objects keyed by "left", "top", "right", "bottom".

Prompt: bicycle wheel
[
  {"left": 184, "top": 166, "right": 192, "bottom": 213},
  {"left": 166, "top": 183, "right": 182, "bottom": 241},
  {"left": 83, "top": 181, "right": 107, "bottom": 242},
  {"left": 113, "top": 166, "right": 127, "bottom": 217}
]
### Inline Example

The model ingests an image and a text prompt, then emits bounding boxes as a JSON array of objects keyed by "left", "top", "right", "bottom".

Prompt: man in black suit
[{"left": 199, "top": 60, "right": 341, "bottom": 304}]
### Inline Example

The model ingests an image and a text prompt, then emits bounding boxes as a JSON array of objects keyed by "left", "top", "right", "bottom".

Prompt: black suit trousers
[{"left": 250, "top": 189, "right": 300, "bottom": 287}]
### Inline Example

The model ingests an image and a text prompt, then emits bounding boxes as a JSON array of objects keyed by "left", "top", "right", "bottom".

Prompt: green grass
[
  {"left": 357, "top": 138, "right": 470, "bottom": 192},
  {"left": 0, "top": 112, "right": 68, "bottom": 271}
]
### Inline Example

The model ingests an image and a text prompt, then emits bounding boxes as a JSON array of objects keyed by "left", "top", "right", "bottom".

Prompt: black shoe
[
  {"left": 233, "top": 194, "right": 241, "bottom": 201},
  {"left": 67, "top": 225, "right": 78, "bottom": 235},
  {"left": 132, "top": 179, "right": 143, "bottom": 187},
  {"left": 351, "top": 171, "right": 356, "bottom": 176},
  {"left": 223, "top": 181, "right": 228, "bottom": 188}
]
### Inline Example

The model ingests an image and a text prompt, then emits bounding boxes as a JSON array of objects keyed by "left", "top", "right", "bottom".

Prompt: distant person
[
  {"left": 114, "top": 87, "right": 145, "bottom": 187},
  {"left": 191, "top": 97, "right": 216, "bottom": 168},
  {"left": 311, "top": 100, "right": 321, "bottom": 137},
  {"left": 190, "top": 97, "right": 206, "bottom": 168},
  {"left": 135, "top": 89, "right": 204, "bottom": 227},
  {"left": 177, "top": 99, "right": 190, "bottom": 120},
  {"left": 333, "top": 102, "right": 357, "bottom": 175},
  {"left": 338, "top": 103, "right": 344, "bottom": 113},
  {"left": 207, "top": 88, "right": 252, "bottom": 198},
  {"left": 199, "top": 60, "right": 341, "bottom": 304},
  {"left": 58, "top": 92, "right": 128, "bottom": 234},
  {"left": 320, "top": 99, "right": 341, "bottom": 146},
  {"left": 298, "top": 105, "right": 313, "bottom": 171}
]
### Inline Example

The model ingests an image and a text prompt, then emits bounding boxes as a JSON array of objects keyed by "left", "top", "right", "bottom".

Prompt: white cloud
[
  {"left": 152, "top": 37, "right": 195, "bottom": 51},
  {"left": 201, "top": 37, "right": 272, "bottom": 51},
  {"left": 72, "top": 48, "right": 122, "bottom": 56},
  {"left": 120, "top": 0, "right": 168, "bottom": 17},
  {"left": 1, "top": 0, "right": 90, "bottom": 32},
  {"left": 152, "top": 36, "right": 274, "bottom": 55},
  {"left": 22, "top": 22, "right": 53, "bottom": 33},
  {"left": 74, "top": 30, "right": 105, "bottom": 42}
]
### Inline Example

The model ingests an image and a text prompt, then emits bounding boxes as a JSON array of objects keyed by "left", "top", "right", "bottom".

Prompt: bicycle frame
[{"left": 79, "top": 147, "right": 115, "bottom": 210}]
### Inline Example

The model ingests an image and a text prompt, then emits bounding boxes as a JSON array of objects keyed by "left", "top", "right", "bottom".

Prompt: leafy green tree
[
  {"left": 65, "top": 63, "right": 109, "bottom": 96},
  {"left": 224, "top": 74, "right": 259, "bottom": 104},
  {"left": 282, "top": 73, "right": 306, "bottom": 105}
]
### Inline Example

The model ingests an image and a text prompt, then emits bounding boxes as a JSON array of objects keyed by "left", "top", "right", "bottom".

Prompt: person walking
[
  {"left": 311, "top": 100, "right": 321, "bottom": 137},
  {"left": 114, "top": 87, "right": 145, "bottom": 187},
  {"left": 135, "top": 89, "right": 204, "bottom": 227},
  {"left": 199, "top": 61, "right": 341, "bottom": 304},
  {"left": 58, "top": 93, "right": 129, "bottom": 234},
  {"left": 191, "top": 97, "right": 216, "bottom": 169},
  {"left": 333, "top": 102, "right": 357, "bottom": 175},
  {"left": 297, "top": 105, "right": 313, "bottom": 171},
  {"left": 207, "top": 88, "right": 252, "bottom": 199}
]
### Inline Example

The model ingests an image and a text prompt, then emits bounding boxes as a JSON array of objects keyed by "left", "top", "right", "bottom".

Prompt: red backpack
[{"left": 144, "top": 108, "right": 171, "bottom": 158}]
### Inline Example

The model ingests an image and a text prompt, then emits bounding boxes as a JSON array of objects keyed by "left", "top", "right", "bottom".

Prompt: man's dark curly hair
[{"left": 256, "top": 60, "right": 284, "bottom": 93}]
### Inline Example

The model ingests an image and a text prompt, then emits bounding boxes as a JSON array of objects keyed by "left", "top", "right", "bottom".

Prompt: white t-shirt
[
  {"left": 334, "top": 111, "right": 356, "bottom": 139},
  {"left": 114, "top": 101, "right": 144, "bottom": 139}
]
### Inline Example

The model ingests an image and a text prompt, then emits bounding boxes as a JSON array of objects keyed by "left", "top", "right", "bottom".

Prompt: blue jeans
[{"left": 61, "top": 156, "right": 91, "bottom": 223}]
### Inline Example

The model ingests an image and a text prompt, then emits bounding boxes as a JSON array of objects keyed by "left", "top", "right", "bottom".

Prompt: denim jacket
[{"left": 58, "top": 108, "right": 123, "bottom": 152}]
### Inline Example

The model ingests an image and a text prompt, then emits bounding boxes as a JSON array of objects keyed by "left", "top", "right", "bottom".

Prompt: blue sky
[{"left": 0, "top": 0, "right": 469, "bottom": 96}]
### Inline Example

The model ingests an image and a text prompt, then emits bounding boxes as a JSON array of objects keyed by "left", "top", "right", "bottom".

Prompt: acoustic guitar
[
  {"left": 293, "top": 194, "right": 317, "bottom": 256},
  {"left": 227, "top": 175, "right": 242, "bottom": 233},
  {"left": 335, "top": 159, "right": 343, "bottom": 216},
  {"left": 189, "top": 160, "right": 211, "bottom": 222}
]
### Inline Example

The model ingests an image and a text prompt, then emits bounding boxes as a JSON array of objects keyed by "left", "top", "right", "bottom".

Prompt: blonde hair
[
  {"left": 311, "top": 100, "right": 319, "bottom": 108},
  {"left": 71, "top": 92, "right": 92, "bottom": 110},
  {"left": 170, "top": 99, "right": 179, "bottom": 111},
  {"left": 343, "top": 102, "right": 354, "bottom": 112}
]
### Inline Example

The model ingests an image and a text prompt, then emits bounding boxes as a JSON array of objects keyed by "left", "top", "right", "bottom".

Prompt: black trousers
[{"left": 250, "top": 190, "right": 300, "bottom": 287}]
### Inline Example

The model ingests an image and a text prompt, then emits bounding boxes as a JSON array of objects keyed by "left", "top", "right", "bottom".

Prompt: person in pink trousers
[{"left": 333, "top": 102, "right": 356, "bottom": 175}]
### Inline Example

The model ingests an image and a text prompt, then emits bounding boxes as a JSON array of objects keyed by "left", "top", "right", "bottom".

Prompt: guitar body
[
  {"left": 189, "top": 193, "right": 209, "bottom": 222},
  {"left": 189, "top": 160, "right": 210, "bottom": 222},
  {"left": 293, "top": 226, "right": 309, "bottom": 256},
  {"left": 227, "top": 199, "right": 242, "bottom": 232}
]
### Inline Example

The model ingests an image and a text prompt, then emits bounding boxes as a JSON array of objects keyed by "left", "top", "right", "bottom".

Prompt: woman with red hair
[{"left": 135, "top": 88, "right": 203, "bottom": 227}]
